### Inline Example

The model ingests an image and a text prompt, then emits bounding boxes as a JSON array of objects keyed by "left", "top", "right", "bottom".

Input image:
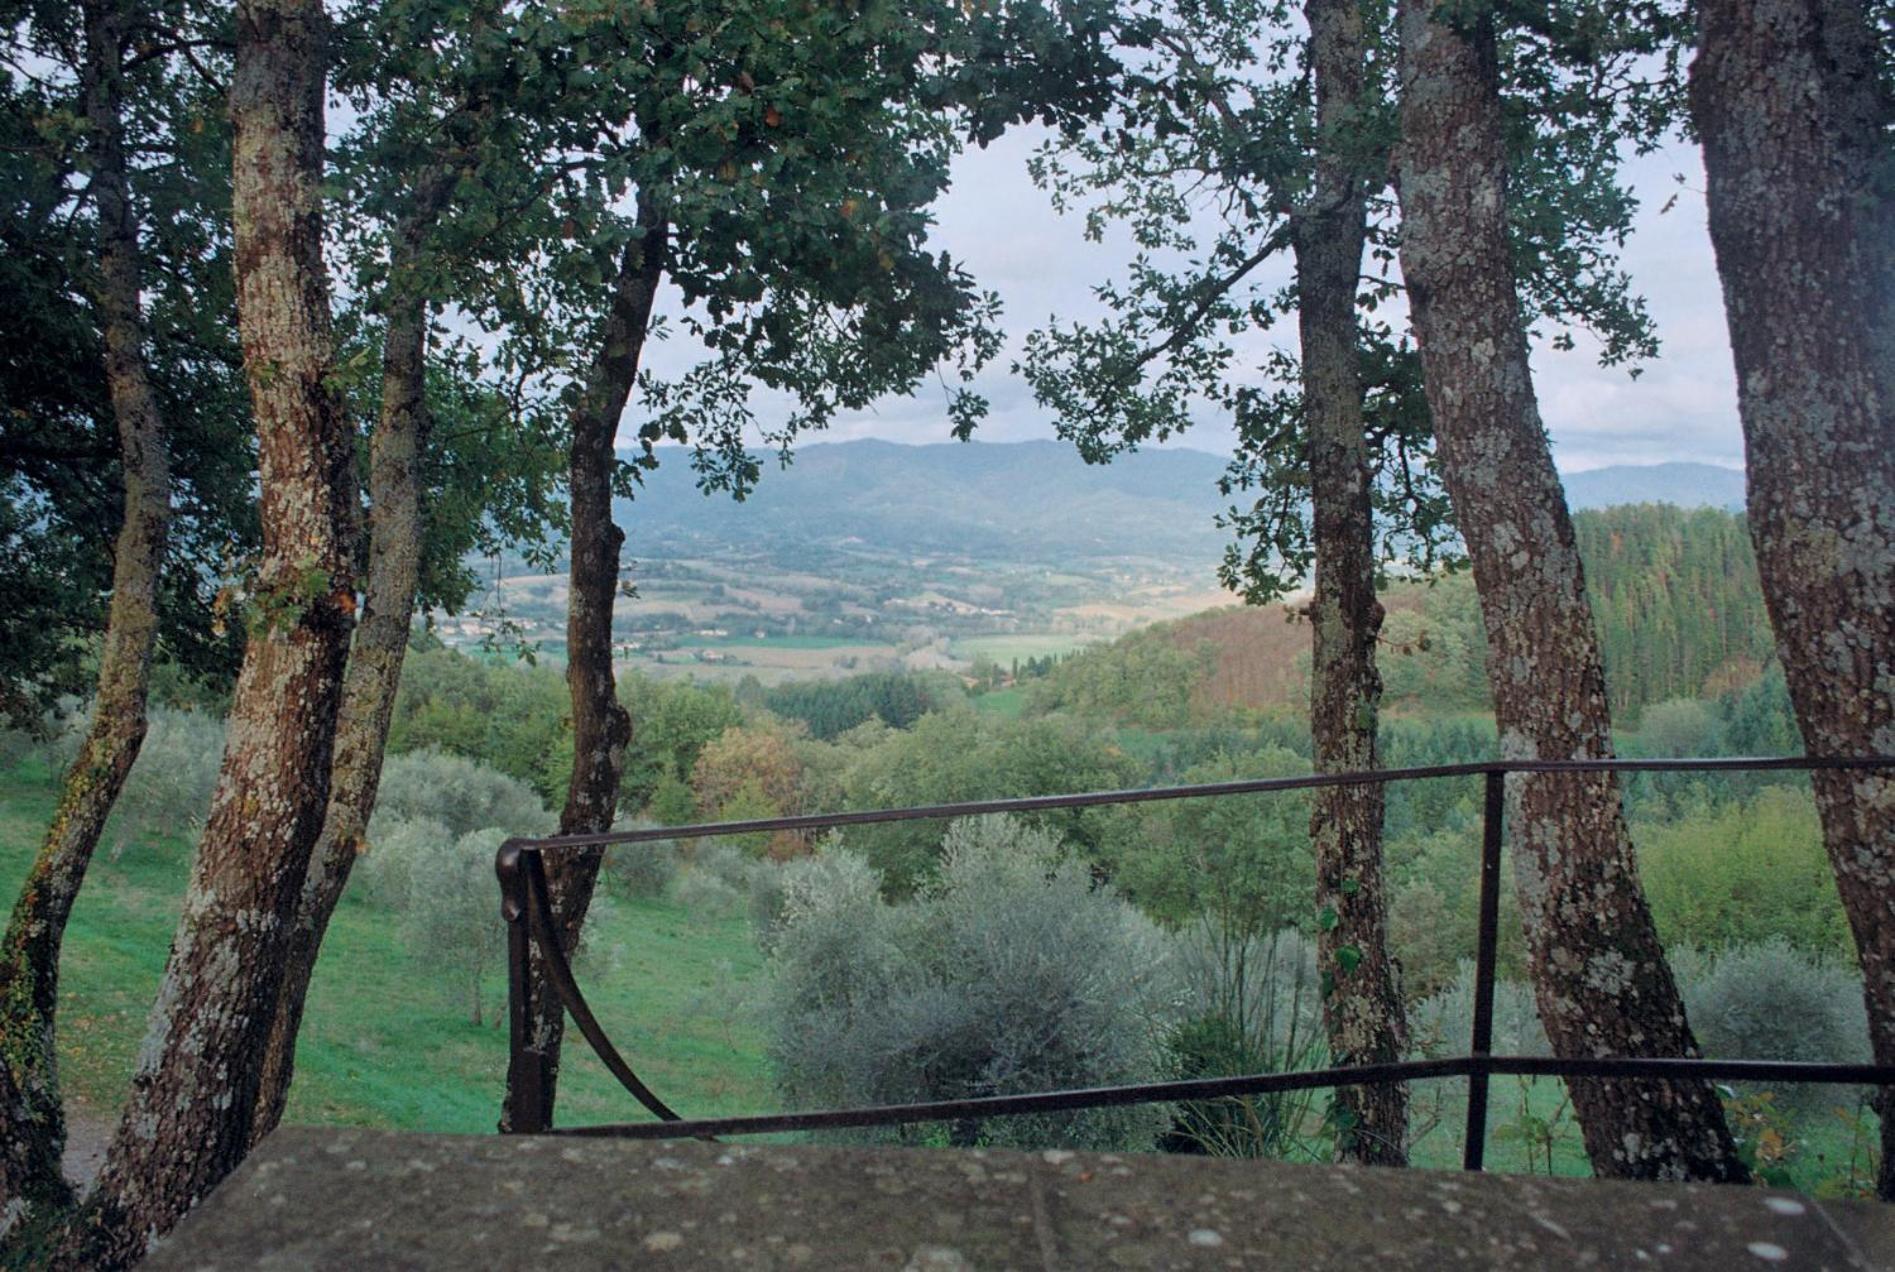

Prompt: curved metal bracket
[{"left": 519, "top": 849, "right": 685, "bottom": 1124}]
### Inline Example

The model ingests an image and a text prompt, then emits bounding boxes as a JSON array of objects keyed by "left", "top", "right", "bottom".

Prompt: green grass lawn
[
  {"left": 0, "top": 762, "right": 774, "bottom": 1138},
  {"left": 970, "top": 687, "right": 1027, "bottom": 718}
]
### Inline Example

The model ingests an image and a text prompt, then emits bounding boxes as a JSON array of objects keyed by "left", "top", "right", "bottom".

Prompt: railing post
[
  {"left": 1462, "top": 768, "right": 1505, "bottom": 1170},
  {"left": 497, "top": 839, "right": 550, "bottom": 1134}
]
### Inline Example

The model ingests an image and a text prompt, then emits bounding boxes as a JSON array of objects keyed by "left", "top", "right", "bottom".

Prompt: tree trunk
[
  {"left": 1394, "top": 0, "right": 1745, "bottom": 1182},
  {"left": 1690, "top": 0, "right": 1895, "bottom": 1199},
  {"left": 501, "top": 199, "right": 668, "bottom": 1134},
  {"left": 250, "top": 168, "right": 457, "bottom": 1146},
  {"left": 1299, "top": 0, "right": 1407, "bottom": 1168},
  {"left": 0, "top": 0, "right": 171, "bottom": 1225},
  {"left": 73, "top": 1, "right": 357, "bottom": 1261}
]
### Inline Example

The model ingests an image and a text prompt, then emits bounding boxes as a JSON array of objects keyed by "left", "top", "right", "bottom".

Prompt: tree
[
  {"left": 0, "top": 0, "right": 173, "bottom": 1218},
  {"left": 252, "top": 0, "right": 575, "bottom": 1143},
  {"left": 0, "top": 3, "right": 252, "bottom": 735},
  {"left": 74, "top": 0, "right": 361, "bottom": 1259},
  {"left": 401, "top": 829, "right": 511, "bottom": 1027},
  {"left": 1689, "top": 0, "right": 1895, "bottom": 1197},
  {"left": 503, "top": 0, "right": 1121, "bottom": 1132},
  {"left": 762, "top": 820, "right": 1176, "bottom": 1151},
  {"left": 691, "top": 723, "right": 808, "bottom": 858},
  {"left": 1394, "top": 0, "right": 1742, "bottom": 1181}
]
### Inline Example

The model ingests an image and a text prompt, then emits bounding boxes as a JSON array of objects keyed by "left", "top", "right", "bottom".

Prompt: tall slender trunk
[
  {"left": 250, "top": 169, "right": 456, "bottom": 1145},
  {"left": 0, "top": 0, "right": 170, "bottom": 1224},
  {"left": 1690, "top": 0, "right": 1895, "bottom": 1199},
  {"left": 72, "top": 1, "right": 357, "bottom": 1261},
  {"left": 501, "top": 198, "right": 668, "bottom": 1133},
  {"left": 1299, "top": 0, "right": 1407, "bottom": 1168},
  {"left": 1394, "top": 0, "right": 1744, "bottom": 1182}
]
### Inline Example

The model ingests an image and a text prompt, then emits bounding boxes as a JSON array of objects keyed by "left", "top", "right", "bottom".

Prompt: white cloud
[{"left": 621, "top": 128, "right": 1747, "bottom": 475}]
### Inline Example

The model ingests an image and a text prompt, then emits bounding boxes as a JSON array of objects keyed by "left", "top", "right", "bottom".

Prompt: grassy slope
[{"left": 0, "top": 762, "right": 773, "bottom": 1138}]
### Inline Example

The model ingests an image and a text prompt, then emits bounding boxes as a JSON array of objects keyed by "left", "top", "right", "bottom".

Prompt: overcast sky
[{"left": 635, "top": 126, "right": 1746, "bottom": 476}]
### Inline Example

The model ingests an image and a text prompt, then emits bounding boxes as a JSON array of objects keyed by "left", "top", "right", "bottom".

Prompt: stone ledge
[{"left": 145, "top": 1127, "right": 1889, "bottom": 1270}]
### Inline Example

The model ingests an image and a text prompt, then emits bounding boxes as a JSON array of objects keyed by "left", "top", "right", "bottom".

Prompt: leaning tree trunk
[
  {"left": 1394, "top": 0, "right": 1745, "bottom": 1182},
  {"left": 73, "top": 1, "right": 357, "bottom": 1262},
  {"left": 1299, "top": 0, "right": 1407, "bottom": 1168},
  {"left": 250, "top": 169, "right": 456, "bottom": 1145},
  {"left": 500, "top": 200, "right": 668, "bottom": 1134},
  {"left": 0, "top": 0, "right": 170, "bottom": 1224},
  {"left": 1691, "top": 0, "right": 1895, "bottom": 1199}
]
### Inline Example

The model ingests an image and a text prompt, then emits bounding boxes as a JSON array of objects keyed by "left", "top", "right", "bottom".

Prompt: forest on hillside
[{"left": 1025, "top": 504, "right": 1776, "bottom": 726}]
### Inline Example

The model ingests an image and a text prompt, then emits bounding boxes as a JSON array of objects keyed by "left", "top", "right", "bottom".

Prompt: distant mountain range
[
  {"left": 1561, "top": 462, "right": 1745, "bottom": 513},
  {"left": 611, "top": 440, "right": 1745, "bottom": 564}
]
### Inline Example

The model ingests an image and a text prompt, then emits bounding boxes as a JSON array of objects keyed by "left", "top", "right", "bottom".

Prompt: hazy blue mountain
[
  {"left": 607, "top": 441, "right": 1745, "bottom": 564},
  {"left": 1562, "top": 462, "right": 1745, "bottom": 512},
  {"left": 614, "top": 439, "right": 1235, "bottom": 562}
]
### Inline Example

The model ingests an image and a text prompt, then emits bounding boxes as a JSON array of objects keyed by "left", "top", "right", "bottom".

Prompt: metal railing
[{"left": 495, "top": 754, "right": 1895, "bottom": 1170}]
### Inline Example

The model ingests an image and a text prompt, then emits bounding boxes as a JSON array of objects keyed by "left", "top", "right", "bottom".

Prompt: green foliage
[
  {"left": 1163, "top": 925, "right": 1326, "bottom": 1159},
  {"left": 834, "top": 707, "right": 1138, "bottom": 894},
  {"left": 620, "top": 677, "right": 745, "bottom": 811},
  {"left": 368, "top": 748, "right": 553, "bottom": 843},
  {"left": 1409, "top": 964, "right": 1550, "bottom": 1059},
  {"left": 602, "top": 823, "right": 679, "bottom": 900},
  {"left": 0, "top": 9, "right": 251, "bottom": 725},
  {"left": 397, "top": 828, "right": 511, "bottom": 1025},
  {"left": 763, "top": 672, "right": 939, "bottom": 741},
  {"left": 1025, "top": 631, "right": 1210, "bottom": 728},
  {"left": 45, "top": 705, "right": 226, "bottom": 857},
  {"left": 761, "top": 818, "right": 1176, "bottom": 1152},
  {"left": 1674, "top": 940, "right": 1872, "bottom": 1115},
  {"left": 1635, "top": 786, "right": 1852, "bottom": 956},
  {"left": 1576, "top": 504, "right": 1775, "bottom": 714},
  {"left": 1099, "top": 747, "right": 1312, "bottom": 935},
  {"left": 387, "top": 649, "right": 575, "bottom": 805}
]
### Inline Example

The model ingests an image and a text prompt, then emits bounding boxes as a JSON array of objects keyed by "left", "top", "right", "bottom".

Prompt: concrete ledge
[{"left": 146, "top": 1127, "right": 1889, "bottom": 1269}]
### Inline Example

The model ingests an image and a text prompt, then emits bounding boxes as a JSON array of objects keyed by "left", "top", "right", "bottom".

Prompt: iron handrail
[{"left": 496, "top": 752, "right": 1895, "bottom": 1172}]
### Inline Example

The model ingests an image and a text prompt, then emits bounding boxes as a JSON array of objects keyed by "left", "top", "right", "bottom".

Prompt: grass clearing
[{"left": 0, "top": 765, "right": 774, "bottom": 1138}]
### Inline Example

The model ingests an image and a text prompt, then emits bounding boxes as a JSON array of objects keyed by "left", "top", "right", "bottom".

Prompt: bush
[
  {"left": 761, "top": 816, "right": 1176, "bottom": 1152},
  {"left": 369, "top": 748, "right": 553, "bottom": 842},
  {"left": 603, "top": 820, "right": 679, "bottom": 898},
  {"left": 1163, "top": 924, "right": 1326, "bottom": 1158},
  {"left": 106, "top": 707, "right": 227, "bottom": 854},
  {"left": 1675, "top": 939, "right": 1871, "bottom": 1113},
  {"left": 399, "top": 827, "right": 509, "bottom": 1024},
  {"left": 43, "top": 705, "right": 227, "bottom": 856},
  {"left": 1636, "top": 786, "right": 1852, "bottom": 956},
  {"left": 673, "top": 867, "right": 745, "bottom": 918},
  {"left": 354, "top": 816, "right": 453, "bottom": 909},
  {"left": 1410, "top": 963, "right": 1551, "bottom": 1059},
  {"left": 746, "top": 835, "right": 849, "bottom": 950},
  {"left": 669, "top": 838, "right": 753, "bottom": 916}
]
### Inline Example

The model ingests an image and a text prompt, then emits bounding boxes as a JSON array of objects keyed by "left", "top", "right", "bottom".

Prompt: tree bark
[
  {"left": 1299, "top": 0, "right": 1407, "bottom": 1168},
  {"left": 1394, "top": 0, "right": 1745, "bottom": 1182},
  {"left": 1690, "top": 0, "right": 1895, "bottom": 1199},
  {"left": 74, "top": 1, "right": 357, "bottom": 1261},
  {"left": 501, "top": 197, "right": 668, "bottom": 1133},
  {"left": 250, "top": 168, "right": 456, "bottom": 1146},
  {"left": 0, "top": 0, "right": 171, "bottom": 1224}
]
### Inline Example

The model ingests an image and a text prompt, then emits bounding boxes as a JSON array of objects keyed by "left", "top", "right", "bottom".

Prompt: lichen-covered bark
[
  {"left": 72, "top": 1, "right": 357, "bottom": 1262},
  {"left": 1299, "top": 0, "right": 1407, "bottom": 1168},
  {"left": 1394, "top": 0, "right": 1744, "bottom": 1182},
  {"left": 1690, "top": 0, "right": 1895, "bottom": 1199},
  {"left": 250, "top": 169, "right": 456, "bottom": 1145},
  {"left": 0, "top": 0, "right": 171, "bottom": 1228},
  {"left": 501, "top": 198, "right": 668, "bottom": 1134}
]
